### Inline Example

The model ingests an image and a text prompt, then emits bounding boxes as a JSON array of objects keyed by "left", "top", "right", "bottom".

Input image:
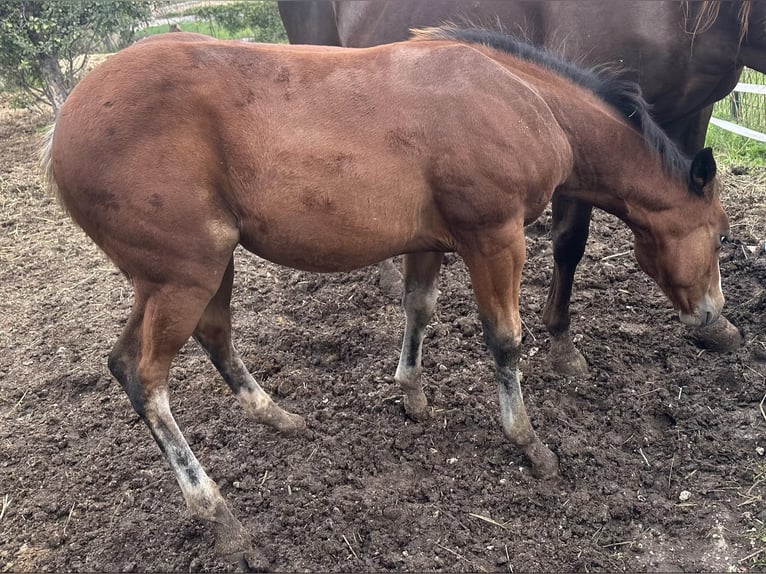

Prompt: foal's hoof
[
  {"left": 258, "top": 406, "right": 306, "bottom": 435},
  {"left": 525, "top": 442, "right": 560, "bottom": 480},
  {"left": 548, "top": 338, "right": 589, "bottom": 377},
  {"left": 689, "top": 315, "right": 743, "bottom": 353},
  {"left": 213, "top": 518, "right": 271, "bottom": 572},
  {"left": 275, "top": 411, "right": 307, "bottom": 435},
  {"left": 403, "top": 390, "right": 430, "bottom": 421},
  {"left": 229, "top": 548, "right": 270, "bottom": 573},
  {"left": 549, "top": 350, "right": 589, "bottom": 377}
]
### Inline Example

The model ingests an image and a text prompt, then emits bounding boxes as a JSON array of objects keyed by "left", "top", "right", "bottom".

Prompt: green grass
[
  {"left": 135, "top": 21, "right": 253, "bottom": 40},
  {"left": 705, "top": 124, "right": 766, "bottom": 167},
  {"left": 708, "top": 67, "right": 766, "bottom": 167}
]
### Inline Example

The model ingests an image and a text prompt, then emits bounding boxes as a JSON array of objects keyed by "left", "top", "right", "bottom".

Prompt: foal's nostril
[{"left": 705, "top": 311, "right": 713, "bottom": 326}]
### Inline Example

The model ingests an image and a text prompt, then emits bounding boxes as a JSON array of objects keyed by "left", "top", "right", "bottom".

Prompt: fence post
[{"left": 730, "top": 90, "right": 740, "bottom": 121}]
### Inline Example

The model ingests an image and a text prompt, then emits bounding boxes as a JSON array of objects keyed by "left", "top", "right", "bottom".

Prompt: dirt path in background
[{"left": 1, "top": 100, "right": 765, "bottom": 572}]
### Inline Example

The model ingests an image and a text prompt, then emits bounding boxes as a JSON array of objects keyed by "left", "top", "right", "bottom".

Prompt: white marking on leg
[
  {"left": 497, "top": 373, "right": 515, "bottom": 431},
  {"left": 397, "top": 286, "right": 437, "bottom": 375},
  {"left": 226, "top": 358, "right": 305, "bottom": 431},
  {"left": 395, "top": 283, "right": 437, "bottom": 415},
  {"left": 496, "top": 369, "right": 534, "bottom": 443},
  {"left": 146, "top": 389, "right": 225, "bottom": 522},
  {"left": 233, "top": 369, "right": 274, "bottom": 418}
]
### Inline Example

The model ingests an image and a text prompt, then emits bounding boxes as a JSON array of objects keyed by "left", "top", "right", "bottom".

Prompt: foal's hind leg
[
  {"left": 109, "top": 280, "right": 264, "bottom": 571},
  {"left": 378, "top": 257, "right": 405, "bottom": 299},
  {"left": 395, "top": 252, "right": 443, "bottom": 420},
  {"left": 193, "top": 257, "right": 305, "bottom": 433},
  {"left": 542, "top": 195, "right": 591, "bottom": 376},
  {"left": 463, "top": 228, "right": 559, "bottom": 479}
]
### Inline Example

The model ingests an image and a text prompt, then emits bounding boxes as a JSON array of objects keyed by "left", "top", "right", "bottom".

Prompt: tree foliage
[
  {"left": 0, "top": 0, "right": 154, "bottom": 114},
  {"left": 190, "top": 1, "right": 287, "bottom": 43}
]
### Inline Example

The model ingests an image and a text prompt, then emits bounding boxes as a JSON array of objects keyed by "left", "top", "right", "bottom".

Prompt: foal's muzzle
[{"left": 678, "top": 293, "right": 723, "bottom": 327}]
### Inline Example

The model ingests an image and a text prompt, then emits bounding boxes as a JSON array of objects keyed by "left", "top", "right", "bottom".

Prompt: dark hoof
[
  {"left": 402, "top": 389, "right": 430, "bottom": 421},
  {"left": 548, "top": 338, "right": 589, "bottom": 376},
  {"left": 525, "top": 442, "right": 560, "bottom": 480},
  {"left": 689, "top": 315, "right": 743, "bottom": 353},
  {"left": 276, "top": 411, "right": 307, "bottom": 435},
  {"left": 214, "top": 523, "right": 271, "bottom": 572},
  {"left": 257, "top": 407, "right": 306, "bottom": 435},
  {"left": 232, "top": 549, "right": 270, "bottom": 573}
]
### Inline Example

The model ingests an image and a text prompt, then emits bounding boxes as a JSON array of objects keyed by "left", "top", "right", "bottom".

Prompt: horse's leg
[
  {"left": 108, "top": 279, "right": 265, "bottom": 571},
  {"left": 193, "top": 257, "right": 306, "bottom": 432},
  {"left": 542, "top": 195, "right": 592, "bottom": 376},
  {"left": 394, "top": 252, "right": 443, "bottom": 420},
  {"left": 664, "top": 104, "right": 714, "bottom": 155},
  {"left": 463, "top": 229, "right": 559, "bottom": 479},
  {"left": 378, "top": 258, "right": 404, "bottom": 299}
]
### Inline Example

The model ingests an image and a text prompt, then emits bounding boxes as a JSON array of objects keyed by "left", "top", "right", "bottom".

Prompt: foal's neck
[{"left": 557, "top": 111, "right": 688, "bottom": 231}]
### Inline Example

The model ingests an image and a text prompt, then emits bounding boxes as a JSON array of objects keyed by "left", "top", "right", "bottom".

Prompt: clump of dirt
[{"left": 1, "top": 102, "right": 764, "bottom": 572}]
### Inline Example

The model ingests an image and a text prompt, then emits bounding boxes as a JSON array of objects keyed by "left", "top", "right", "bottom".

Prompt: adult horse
[
  {"left": 279, "top": 0, "right": 757, "bottom": 374},
  {"left": 42, "top": 28, "right": 729, "bottom": 569}
]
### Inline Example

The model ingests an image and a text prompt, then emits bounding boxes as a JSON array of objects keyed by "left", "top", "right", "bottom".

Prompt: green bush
[
  {"left": 189, "top": 1, "right": 287, "bottom": 43},
  {"left": 0, "top": 0, "right": 154, "bottom": 113}
]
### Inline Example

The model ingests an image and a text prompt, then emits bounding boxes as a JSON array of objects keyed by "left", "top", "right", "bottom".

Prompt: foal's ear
[{"left": 689, "top": 147, "right": 717, "bottom": 195}]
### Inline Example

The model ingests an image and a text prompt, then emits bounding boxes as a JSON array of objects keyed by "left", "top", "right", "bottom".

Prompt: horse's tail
[{"left": 39, "top": 123, "right": 67, "bottom": 215}]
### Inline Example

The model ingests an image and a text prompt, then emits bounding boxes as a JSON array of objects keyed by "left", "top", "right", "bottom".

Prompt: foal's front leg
[
  {"left": 395, "top": 252, "right": 443, "bottom": 420},
  {"left": 542, "top": 195, "right": 592, "bottom": 376},
  {"left": 481, "top": 321, "right": 559, "bottom": 479},
  {"left": 463, "top": 231, "right": 559, "bottom": 479}
]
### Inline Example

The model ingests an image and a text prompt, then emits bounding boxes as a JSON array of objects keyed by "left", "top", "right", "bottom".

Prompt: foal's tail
[{"left": 39, "top": 123, "right": 66, "bottom": 214}]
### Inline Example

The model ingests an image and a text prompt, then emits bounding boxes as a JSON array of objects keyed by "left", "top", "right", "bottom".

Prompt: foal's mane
[{"left": 412, "top": 26, "right": 690, "bottom": 181}]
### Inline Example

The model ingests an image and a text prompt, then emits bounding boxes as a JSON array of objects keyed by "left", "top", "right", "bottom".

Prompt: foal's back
[{"left": 51, "top": 38, "right": 574, "bottom": 273}]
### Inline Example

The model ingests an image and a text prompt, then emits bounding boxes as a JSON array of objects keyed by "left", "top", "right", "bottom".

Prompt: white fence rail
[
  {"left": 709, "top": 117, "right": 766, "bottom": 142},
  {"left": 730, "top": 83, "right": 766, "bottom": 96},
  {"left": 711, "top": 82, "right": 766, "bottom": 142}
]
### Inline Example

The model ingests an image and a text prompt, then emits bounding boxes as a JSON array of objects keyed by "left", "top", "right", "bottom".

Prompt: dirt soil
[{"left": 1, "top": 99, "right": 765, "bottom": 573}]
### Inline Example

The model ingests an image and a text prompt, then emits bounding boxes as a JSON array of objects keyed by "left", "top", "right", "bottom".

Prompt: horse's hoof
[
  {"left": 689, "top": 315, "right": 743, "bottom": 353},
  {"left": 525, "top": 442, "right": 560, "bottom": 480},
  {"left": 231, "top": 549, "right": 270, "bottom": 573},
  {"left": 276, "top": 411, "right": 307, "bottom": 435},
  {"left": 212, "top": 517, "right": 271, "bottom": 572},
  {"left": 256, "top": 406, "right": 306, "bottom": 435},
  {"left": 403, "top": 390, "right": 430, "bottom": 421},
  {"left": 548, "top": 345, "right": 589, "bottom": 377}
]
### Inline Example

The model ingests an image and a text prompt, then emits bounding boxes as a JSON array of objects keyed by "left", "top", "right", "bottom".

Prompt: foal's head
[{"left": 632, "top": 148, "right": 729, "bottom": 327}]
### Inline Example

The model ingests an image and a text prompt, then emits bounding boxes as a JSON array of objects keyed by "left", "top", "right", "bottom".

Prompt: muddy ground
[{"left": 1, "top": 98, "right": 765, "bottom": 573}]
